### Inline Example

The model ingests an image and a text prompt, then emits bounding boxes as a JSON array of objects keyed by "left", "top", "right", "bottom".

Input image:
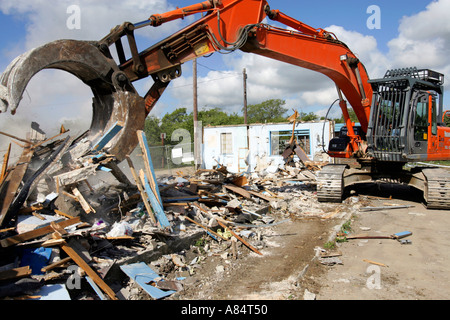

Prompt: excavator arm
[
  {"left": 114, "top": 0, "right": 372, "bottom": 157},
  {"left": 0, "top": 0, "right": 372, "bottom": 160}
]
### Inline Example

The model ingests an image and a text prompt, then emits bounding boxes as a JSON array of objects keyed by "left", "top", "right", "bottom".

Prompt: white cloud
[
  {"left": 0, "top": 0, "right": 182, "bottom": 144},
  {"left": 0, "top": 0, "right": 179, "bottom": 49},
  {"left": 326, "top": 25, "right": 390, "bottom": 78},
  {"left": 387, "top": 0, "right": 450, "bottom": 75}
]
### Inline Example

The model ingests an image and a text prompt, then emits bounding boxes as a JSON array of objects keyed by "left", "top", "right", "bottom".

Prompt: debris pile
[{"left": 0, "top": 123, "right": 342, "bottom": 300}]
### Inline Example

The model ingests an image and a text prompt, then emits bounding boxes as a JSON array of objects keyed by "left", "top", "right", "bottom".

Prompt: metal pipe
[
  {"left": 354, "top": 65, "right": 367, "bottom": 101},
  {"left": 133, "top": 20, "right": 153, "bottom": 30}
]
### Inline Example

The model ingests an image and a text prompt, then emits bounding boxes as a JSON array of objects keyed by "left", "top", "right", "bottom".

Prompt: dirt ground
[
  {"left": 316, "top": 185, "right": 450, "bottom": 300},
  {"left": 157, "top": 182, "right": 450, "bottom": 301}
]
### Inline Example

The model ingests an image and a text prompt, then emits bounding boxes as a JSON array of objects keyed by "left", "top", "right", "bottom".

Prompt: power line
[
  {"left": 166, "top": 74, "right": 241, "bottom": 90},
  {"left": 197, "top": 61, "right": 241, "bottom": 75}
]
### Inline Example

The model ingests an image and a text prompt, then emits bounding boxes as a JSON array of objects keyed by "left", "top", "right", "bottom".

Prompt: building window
[
  {"left": 220, "top": 132, "right": 233, "bottom": 154},
  {"left": 270, "top": 129, "right": 310, "bottom": 155}
]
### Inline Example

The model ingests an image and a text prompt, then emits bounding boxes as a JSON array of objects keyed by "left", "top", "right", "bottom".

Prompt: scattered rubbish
[
  {"left": 319, "top": 256, "right": 343, "bottom": 266},
  {"left": 345, "top": 231, "right": 412, "bottom": 242},
  {"left": 32, "top": 283, "right": 71, "bottom": 300},
  {"left": 106, "top": 221, "right": 133, "bottom": 238},
  {"left": 0, "top": 121, "right": 408, "bottom": 300},
  {"left": 360, "top": 205, "right": 414, "bottom": 211},
  {"left": 362, "top": 259, "right": 388, "bottom": 268},
  {"left": 303, "top": 289, "right": 316, "bottom": 300},
  {"left": 120, "top": 262, "right": 176, "bottom": 299}
]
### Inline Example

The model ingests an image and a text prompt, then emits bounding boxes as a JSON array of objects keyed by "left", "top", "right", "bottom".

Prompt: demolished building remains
[{"left": 0, "top": 120, "right": 341, "bottom": 300}]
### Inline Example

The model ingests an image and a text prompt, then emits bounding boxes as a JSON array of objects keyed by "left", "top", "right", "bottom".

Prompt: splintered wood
[
  {"left": 0, "top": 144, "right": 34, "bottom": 227},
  {"left": 217, "top": 220, "right": 262, "bottom": 256},
  {"left": 0, "top": 217, "right": 81, "bottom": 248},
  {"left": 72, "top": 187, "right": 95, "bottom": 214},
  {"left": 57, "top": 235, "right": 118, "bottom": 300}
]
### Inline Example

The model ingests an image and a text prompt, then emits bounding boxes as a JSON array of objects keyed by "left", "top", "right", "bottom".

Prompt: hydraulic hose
[{"left": 322, "top": 98, "right": 340, "bottom": 153}]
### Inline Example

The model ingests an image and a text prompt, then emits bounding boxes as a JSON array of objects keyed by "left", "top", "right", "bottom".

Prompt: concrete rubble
[{"left": 0, "top": 124, "right": 353, "bottom": 300}]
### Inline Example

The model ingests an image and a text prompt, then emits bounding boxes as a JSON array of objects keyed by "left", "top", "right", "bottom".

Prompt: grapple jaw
[{"left": 0, "top": 39, "right": 145, "bottom": 161}]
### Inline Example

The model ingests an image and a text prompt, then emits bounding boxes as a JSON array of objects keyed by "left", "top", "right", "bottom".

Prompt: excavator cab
[
  {"left": 318, "top": 68, "right": 450, "bottom": 209},
  {"left": 366, "top": 68, "right": 446, "bottom": 163}
]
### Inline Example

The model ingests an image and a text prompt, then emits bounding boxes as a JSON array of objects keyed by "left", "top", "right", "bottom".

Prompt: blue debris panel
[{"left": 120, "top": 262, "right": 176, "bottom": 299}]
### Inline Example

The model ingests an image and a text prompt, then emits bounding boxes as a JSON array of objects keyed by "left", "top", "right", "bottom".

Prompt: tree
[
  {"left": 332, "top": 108, "right": 359, "bottom": 124},
  {"left": 160, "top": 108, "right": 193, "bottom": 146},
  {"left": 198, "top": 107, "right": 243, "bottom": 126},
  {"left": 143, "top": 115, "right": 162, "bottom": 145},
  {"left": 298, "top": 111, "right": 318, "bottom": 122},
  {"left": 246, "top": 99, "right": 288, "bottom": 123},
  {"left": 444, "top": 111, "right": 450, "bottom": 127}
]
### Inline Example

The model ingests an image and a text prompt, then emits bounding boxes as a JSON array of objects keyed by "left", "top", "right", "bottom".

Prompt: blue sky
[{"left": 1, "top": 0, "right": 449, "bottom": 153}]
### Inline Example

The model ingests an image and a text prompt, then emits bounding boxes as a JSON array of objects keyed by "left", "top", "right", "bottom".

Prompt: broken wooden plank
[
  {"left": 57, "top": 236, "right": 118, "bottom": 300},
  {"left": 247, "top": 190, "right": 276, "bottom": 202},
  {"left": 231, "top": 175, "right": 248, "bottom": 187},
  {"left": 104, "top": 235, "right": 134, "bottom": 240},
  {"left": 0, "top": 266, "right": 32, "bottom": 281},
  {"left": 18, "top": 204, "right": 44, "bottom": 214},
  {"left": 139, "top": 170, "right": 171, "bottom": 230},
  {"left": 7, "top": 136, "right": 71, "bottom": 222},
  {"left": 137, "top": 130, "right": 162, "bottom": 205},
  {"left": 91, "top": 121, "right": 123, "bottom": 152},
  {"left": 32, "top": 212, "right": 46, "bottom": 220},
  {"left": 54, "top": 209, "right": 75, "bottom": 219},
  {"left": 72, "top": 187, "right": 95, "bottom": 214},
  {"left": 184, "top": 216, "right": 228, "bottom": 241},
  {"left": 61, "top": 191, "right": 79, "bottom": 202},
  {"left": 224, "top": 184, "right": 251, "bottom": 199},
  {"left": 293, "top": 145, "right": 310, "bottom": 163},
  {"left": 346, "top": 231, "right": 412, "bottom": 241},
  {"left": 0, "top": 227, "right": 15, "bottom": 233},
  {"left": 360, "top": 205, "right": 414, "bottom": 211},
  {"left": 125, "top": 155, "right": 156, "bottom": 225},
  {"left": 217, "top": 220, "right": 262, "bottom": 256},
  {"left": 363, "top": 259, "right": 388, "bottom": 267},
  {"left": 1, "top": 217, "right": 80, "bottom": 247},
  {"left": 50, "top": 221, "right": 68, "bottom": 237},
  {"left": 0, "top": 142, "right": 11, "bottom": 182},
  {"left": 54, "top": 164, "right": 99, "bottom": 187},
  {"left": 0, "top": 144, "right": 34, "bottom": 227},
  {"left": 30, "top": 127, "right": 70, "bottom": 150},
  {"left": 41, "top": 256, "right": 72, "bottom": 273},
  {"left": 0, "top": 130, "right": 33, "bottom": 145},
  {"left": 41, "top": 238, "right": 66, "bottom": 248}
]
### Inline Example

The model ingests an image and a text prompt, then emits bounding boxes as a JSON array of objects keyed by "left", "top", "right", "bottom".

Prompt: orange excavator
[{"left": 1, "top": 0, "right": 449, "bottom": 208}]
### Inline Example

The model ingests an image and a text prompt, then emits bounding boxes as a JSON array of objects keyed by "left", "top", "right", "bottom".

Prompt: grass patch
[
  {"left": 324, "top": 218, "right": 353, "bottom": 248},
  {"left": 340, "top": 220, "right": 352, "bottom": 233},
  {"left": 323, "top": 241, "right": 336, "bottom": 249}
]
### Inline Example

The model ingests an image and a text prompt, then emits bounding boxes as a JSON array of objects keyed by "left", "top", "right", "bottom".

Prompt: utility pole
[
  {"left": 243, "top": 68, "right": 250, "bottom": 167},
  {"left": 193, "top": 58, "right": 200, "bottom": 169},
  {"left": 193, "top": 59, "right": 198, "bottom": 123},
  {"left": 243, "top": 68, "right": 248, "bottom": 125}
]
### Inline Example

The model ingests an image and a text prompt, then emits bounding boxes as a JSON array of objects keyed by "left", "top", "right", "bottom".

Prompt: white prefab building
[{"left": 201, "top": 121, "right": 333, "bottom": 173}]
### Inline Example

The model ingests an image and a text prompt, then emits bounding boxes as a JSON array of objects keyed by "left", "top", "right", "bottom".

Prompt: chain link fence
[{"left": 145, "top": 142, "right": 195, "bottom": 175}]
